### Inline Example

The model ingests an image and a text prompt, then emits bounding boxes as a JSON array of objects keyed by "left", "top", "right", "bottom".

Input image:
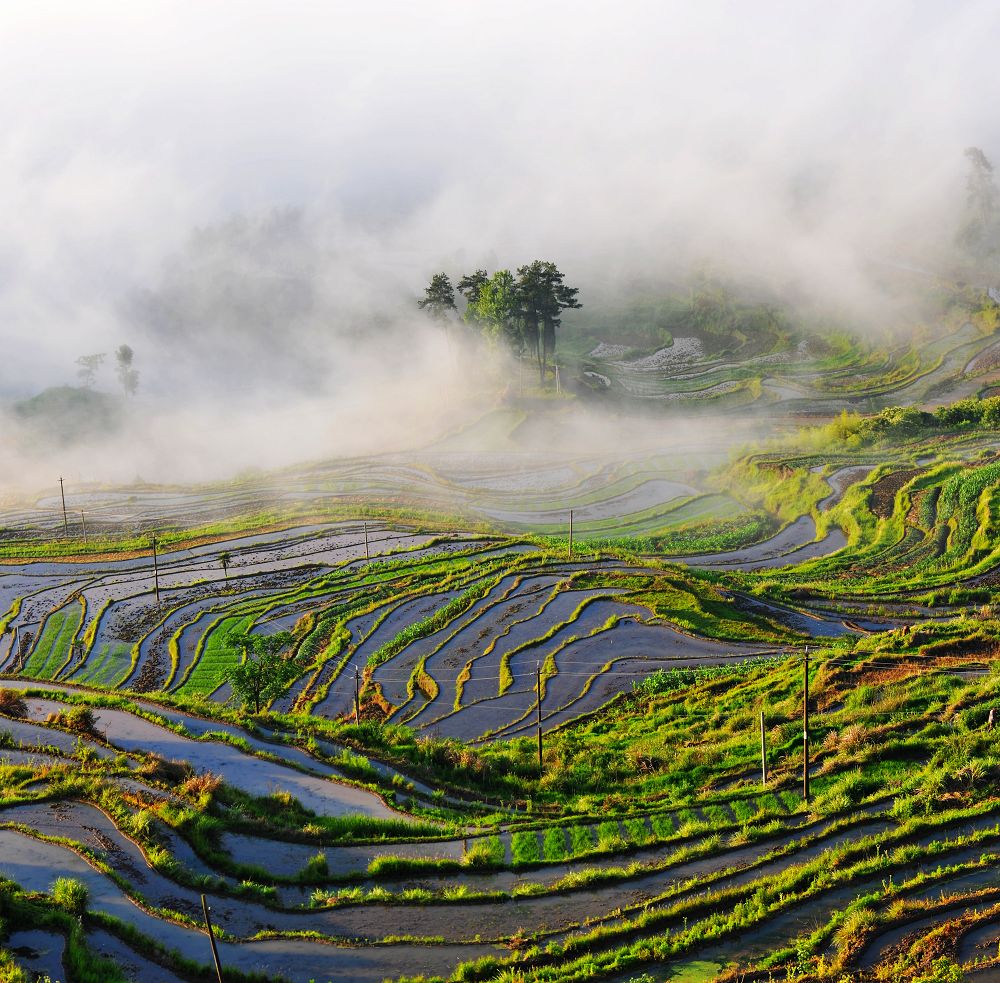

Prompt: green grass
[
  {"left": 12, "top": 380, "right": 1000, "bottom": 980},
  {"left": 23, "top": 601, "right": 84, "bottom": 679}
]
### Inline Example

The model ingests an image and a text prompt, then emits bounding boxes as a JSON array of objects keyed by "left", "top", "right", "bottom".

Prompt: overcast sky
[{"left": 1, "top": 1, "right": 998, "bottom": 392}]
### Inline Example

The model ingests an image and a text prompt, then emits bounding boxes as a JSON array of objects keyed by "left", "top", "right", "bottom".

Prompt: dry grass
[{"left": 0, "top": 688, "right": 28, "bottom": 719}]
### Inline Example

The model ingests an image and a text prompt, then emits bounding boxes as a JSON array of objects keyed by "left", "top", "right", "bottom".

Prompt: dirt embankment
[{"left": 868, "top": 468, "right": 924, "bottom": 520}]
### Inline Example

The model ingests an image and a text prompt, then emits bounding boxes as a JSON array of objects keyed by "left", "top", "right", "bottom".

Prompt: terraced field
[
  {"left": 3, "top": 412, "right": 755, "bottom": 550},
  {"left": 572, "top": 313, "right": 1000, "bottom": 415},
  {"left": 8, "top": 387, "right": 1000, "bottom": 980}
]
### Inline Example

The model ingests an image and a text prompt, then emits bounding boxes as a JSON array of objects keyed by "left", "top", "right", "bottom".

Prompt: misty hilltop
[{"left": 11, "top": 386, "right": 123, "bottom": 446}]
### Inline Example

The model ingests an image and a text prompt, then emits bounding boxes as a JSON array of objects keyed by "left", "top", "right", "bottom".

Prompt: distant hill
[{"left": 11, "top": 386, "right": 123, "bottom": 444}]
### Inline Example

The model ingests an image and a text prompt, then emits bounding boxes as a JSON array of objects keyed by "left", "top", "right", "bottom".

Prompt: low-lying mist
[{"left": 2, "top": 2, "right": 999, "bottom": 502}]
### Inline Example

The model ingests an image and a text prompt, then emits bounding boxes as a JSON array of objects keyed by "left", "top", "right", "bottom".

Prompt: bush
[
  {"left": 139, "top": 754, "right": 193, "bottom": 784},
  {"left": 52, "top": 876, "right": 89, "bottom": 915},
  {"left": 0, "top": 688, "right": 28, "bottom": 719},
  {"left": 180, "top": 772, "right": 223, "bottom": 803},
  {"left": 48, "top": 706, "right": 97, "bottom": 735}
]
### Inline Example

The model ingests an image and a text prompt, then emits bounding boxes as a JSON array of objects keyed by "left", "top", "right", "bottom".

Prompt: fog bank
[{"left": 2, "top": 2, "right": 998, "bottom": 493}]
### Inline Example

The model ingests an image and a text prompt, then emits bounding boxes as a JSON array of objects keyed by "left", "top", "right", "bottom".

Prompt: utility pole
[
  {"left": 568, "top": 509, "right": 574, "bottom": 560},
  {"left": 803, "top": 647, "right": 810, "bottom": 803},
  {"left": 760, "top": 709, "right": 767, "bottom": 785},
  {"left": 354, "top": 666, "right": 361, "bottom": 723},
  {"left": 200, "top": 894, "right": 225, "bottom": 983},
  {"left": 151, "top": 535, "right": 161, "bottom": 606},
  {"left": 536, "top": 662, "right": 544, "bottom": 775},
  {"left": 364, "top": 522, "right": 370, "bottom": 561},
  {"left": 80, "top": 511, "right": 88, "bottom": 546},
  {"left": 58, "top": 477, "right": 69, "bottom": 537}
]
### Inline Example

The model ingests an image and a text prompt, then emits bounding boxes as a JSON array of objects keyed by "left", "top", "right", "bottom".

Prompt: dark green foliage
[
  {"left": 516, "top": 259, "right": 581, "bottom": 385},
  {"left": 223, "top": 630, "right": 298, "bottom": 713},
  {"left": 417, "top": 272, "right": 457, "bottom": 322}
]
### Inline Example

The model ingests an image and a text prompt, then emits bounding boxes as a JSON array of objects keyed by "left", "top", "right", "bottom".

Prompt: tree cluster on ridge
[{"left": 418, "top": 260, "right": 581, "bottom": 386}]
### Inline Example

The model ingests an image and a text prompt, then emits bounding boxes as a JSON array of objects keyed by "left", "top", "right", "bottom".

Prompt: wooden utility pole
[
  {"left": 760, "top": 710, "right": 767, "bottom": 784},
  {"left": 80, "top": 511, "right": 88, "bottom": 546},
  {"left": 364, "top": 522, "right": 370, "bottom": 561},
  {"left": 536, "top": 662, "right": 544, "bottom": 774},
  {"left": 802, "top": 648, "right": 810, "bottom": 803},
  {"left": 151, "top": 535, "right": 161, "bottom": 606},
  {"left": 568, "top": 509, "right": 574, "bottom": 559},
  {"left": 58, "top": 477, "right": 69, "bottom": 537},
  {"left": 200, "top": 894, "right": 224, "bottom": 983},
  {"left": 354, "top": 666, "right": 361, "bottom": 723},
  {"left": 15, "top": 628, "right": 26, "bottom": 671}
]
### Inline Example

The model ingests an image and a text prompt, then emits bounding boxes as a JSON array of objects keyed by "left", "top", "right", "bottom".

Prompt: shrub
[
  {"left": 839, "top": 723, "right": 870, "bottom": 754},
  {"left": 0, "top": 688, "right": 28, "bottom": 719},
  {"left": 52, "top": 876, "right": 89, "bottom": 915},
  {"left": 181, "top": 772, "right": 223, "bottom": 802},
  {"left": 48, "top": 706, "right": 97, "bottom": 735},
  {"left": 139, "top": 755, "right": 192, "bottom": 784}
]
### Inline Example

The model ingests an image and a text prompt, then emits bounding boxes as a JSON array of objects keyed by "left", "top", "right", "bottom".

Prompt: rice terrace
[{"left": 6, "top": 4, "right": 1000, "bottom": 983}]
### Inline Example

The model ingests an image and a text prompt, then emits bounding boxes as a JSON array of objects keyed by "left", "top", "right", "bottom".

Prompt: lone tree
[
  {"left": 516, "top": 261, "right": 581, "bottom": 385},
  {"left": 219, "top": 551, "right": 231, "bottom": 580},
  {"left": 958, "top": 147, "right": 999, "bottom": 264},
  {"left": 418, "top": 273, "right": 457, "bottom": 325},
  {"left": 75, "top": 353, "right": 106, "bottom": 389},
  {"left": 115, "top": 344, "right": 139, "bottom": 397},
  {"left": 223, "top": 630, "right": 298, "bottom": 714}
]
